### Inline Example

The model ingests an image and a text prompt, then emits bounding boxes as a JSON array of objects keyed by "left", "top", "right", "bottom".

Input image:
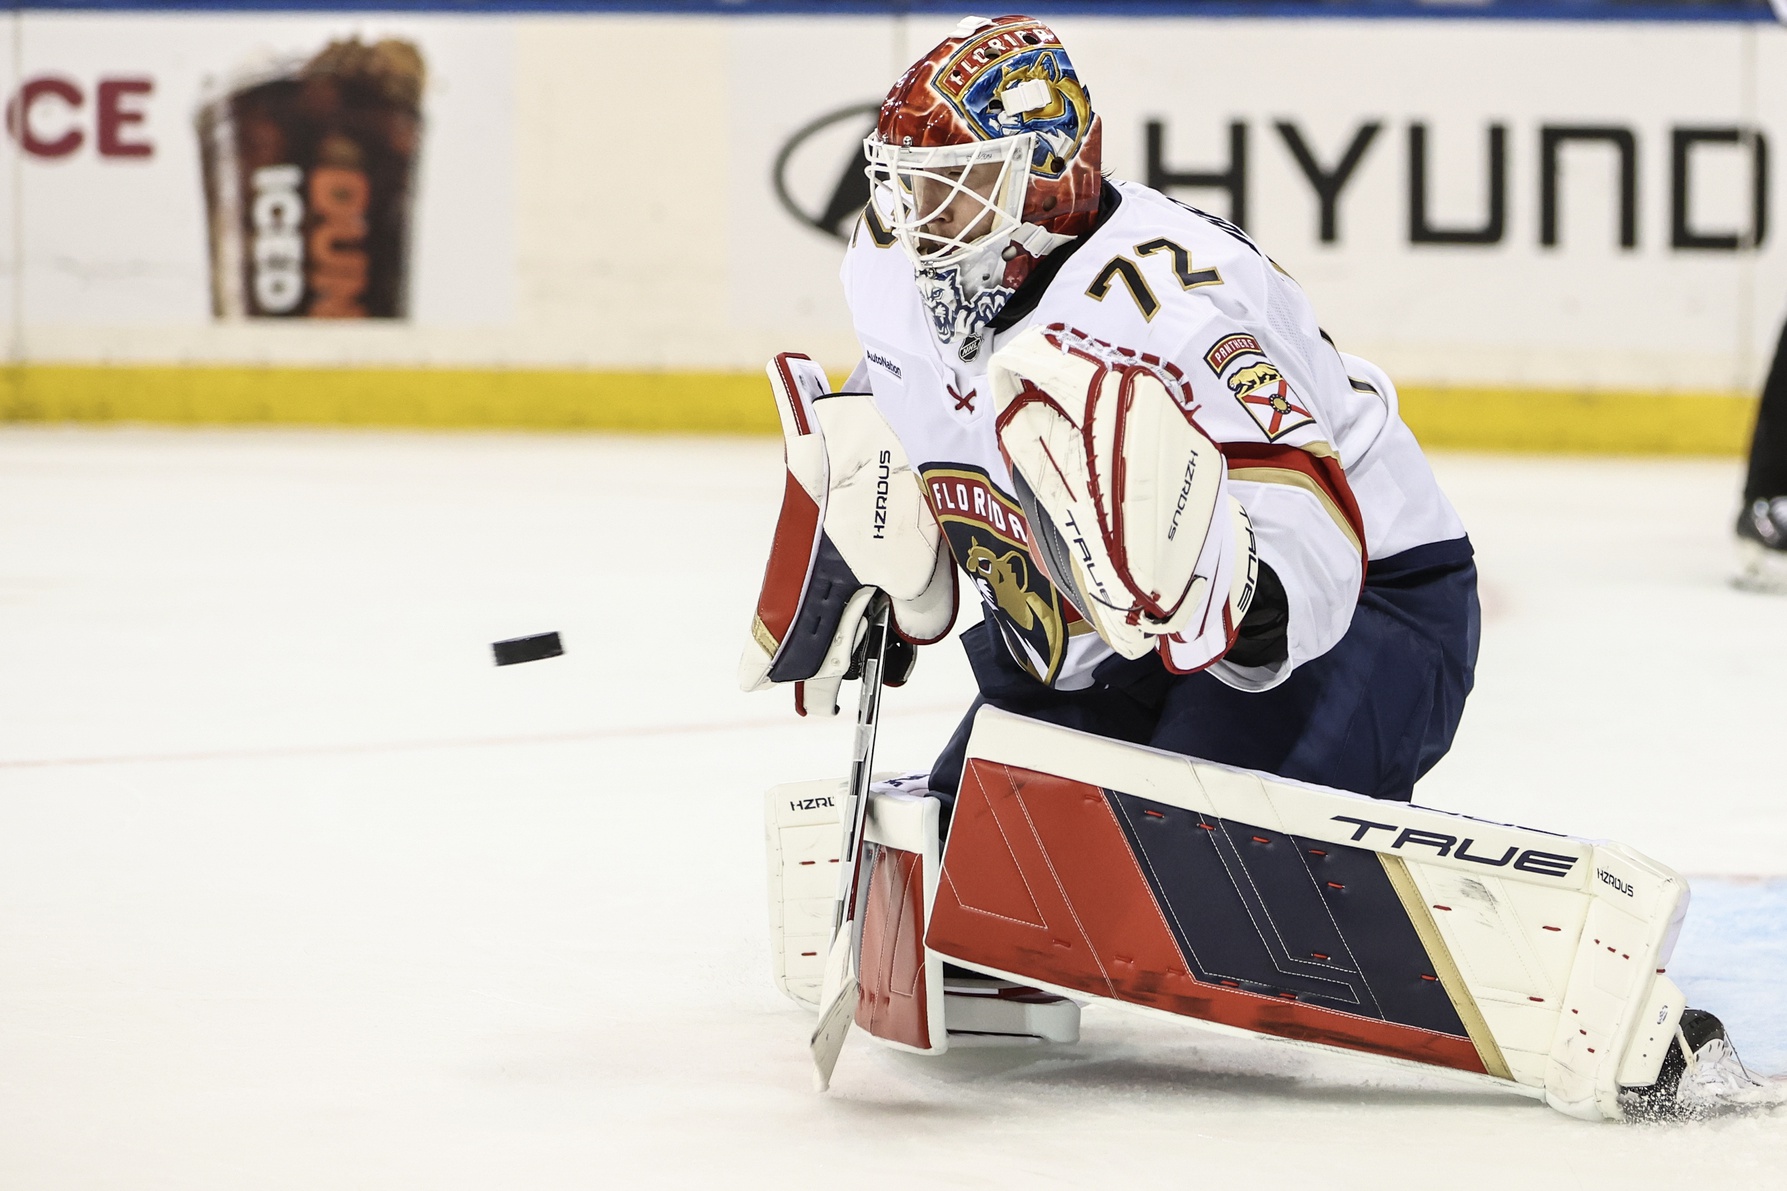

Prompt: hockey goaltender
[{"left": 741, "top": 14, "right": 1759, "bottom": 1121}]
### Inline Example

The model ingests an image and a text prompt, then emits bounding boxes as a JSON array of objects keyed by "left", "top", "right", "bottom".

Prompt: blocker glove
[{"left": 740, "top": 353, "right": 957, "bottom": 716}]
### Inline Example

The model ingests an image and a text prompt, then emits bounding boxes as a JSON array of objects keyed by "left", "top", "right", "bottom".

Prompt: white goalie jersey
[{"left": 841, "top": 178, "right": 1466, "bottom": 692}]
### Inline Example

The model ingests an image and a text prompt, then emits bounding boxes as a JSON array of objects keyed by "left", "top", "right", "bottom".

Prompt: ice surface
[
  {"left": 1674, "top": 880, "right": 1787, "bottom": 1078},
  {"left": 1, "top": 428, "right": 1782, "bottom": 1188}
]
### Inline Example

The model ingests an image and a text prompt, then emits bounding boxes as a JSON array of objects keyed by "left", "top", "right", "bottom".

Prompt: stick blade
[{"left": 809, "top": 932, "right": 856, "bottom": 1091}]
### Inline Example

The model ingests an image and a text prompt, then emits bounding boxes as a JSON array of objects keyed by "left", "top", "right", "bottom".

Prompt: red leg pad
[
  {"left": 855, "top": 844, "right": 931, "bottom": 1051},
  {"left": 926, "top": 758, "right": 1485, "bottom": 1072}
]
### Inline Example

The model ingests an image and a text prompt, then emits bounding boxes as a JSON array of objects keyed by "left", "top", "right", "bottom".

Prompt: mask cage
[{"left": 863, "top": 135, "right": 1034, "bottom": 271}]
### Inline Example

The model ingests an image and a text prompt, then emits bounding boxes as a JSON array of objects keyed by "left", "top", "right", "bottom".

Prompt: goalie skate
[{"left": 1619, "top": 1009, "right": 1769, "bottom": 1121}]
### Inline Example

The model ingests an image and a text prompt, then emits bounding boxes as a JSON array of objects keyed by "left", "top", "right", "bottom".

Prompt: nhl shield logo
[{"left": 1205, "top": 333, "right": 1316, "bottom": 441}]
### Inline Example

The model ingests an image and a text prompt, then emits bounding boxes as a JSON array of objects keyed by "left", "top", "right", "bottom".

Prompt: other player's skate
[{"left": 1734, "top": 497, "right": 1787, "bottom": 593}]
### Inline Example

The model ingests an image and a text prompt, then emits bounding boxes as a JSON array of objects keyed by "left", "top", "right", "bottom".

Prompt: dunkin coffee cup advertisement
[
  {"left": 6, "top": 13, "right": 515, "bottom": 364},
  {"left": 197, "top": 37, "right": 425, "bottom": 321}
]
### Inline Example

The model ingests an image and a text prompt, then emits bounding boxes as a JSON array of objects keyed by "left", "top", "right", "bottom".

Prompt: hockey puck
[{"left": 492, "top": 631, "right": 563, "bottom": 666}]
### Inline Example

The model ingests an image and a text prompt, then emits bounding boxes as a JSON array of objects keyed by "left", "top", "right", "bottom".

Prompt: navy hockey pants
[{"left": 928, "top": 536, "right": 1480, "bottom": 810}]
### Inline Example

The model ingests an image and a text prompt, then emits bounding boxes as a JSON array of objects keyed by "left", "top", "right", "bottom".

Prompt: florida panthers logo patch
[
  {"left": 932, "top": 24, "right": 1090, "bottom": 179},
  {"left": 922, "top": 464, "right": 1074, "bottom": 685},
  {"left": 1205, "top": 333, "right": 1316, "bottom": 442}
]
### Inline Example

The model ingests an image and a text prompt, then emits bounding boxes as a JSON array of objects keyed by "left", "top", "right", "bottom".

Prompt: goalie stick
[{"left": 809, "top": 593, "right": 893, "bottom": 1090}]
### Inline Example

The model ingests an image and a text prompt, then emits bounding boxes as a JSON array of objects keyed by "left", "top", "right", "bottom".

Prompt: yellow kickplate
[
  {"left": 1397, "top": 385, "right": 1756, "bottom": 456},
  {"left": 0, "top": 365, "right": 1759, "bottom": 454},
  {"left": 0, "top": 365, "right": 781, "bottom": 434}
]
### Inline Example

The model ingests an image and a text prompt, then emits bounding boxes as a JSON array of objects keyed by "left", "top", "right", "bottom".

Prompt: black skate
[
  {"left": 1735, "top": 497, "right": 1787, "bottom": 593},
  {"left": 1619, "top": 1008, "right": 1762, "bottom": 1121}
]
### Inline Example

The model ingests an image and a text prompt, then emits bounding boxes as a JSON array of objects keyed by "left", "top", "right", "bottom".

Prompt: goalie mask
[{"left": 864, "top": 15, "right": 1103, "bottom": 351}]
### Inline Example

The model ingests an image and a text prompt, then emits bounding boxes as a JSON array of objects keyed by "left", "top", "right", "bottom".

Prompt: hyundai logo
[{"left": 772, "top": 102, "right": 879, "bottom": 242}]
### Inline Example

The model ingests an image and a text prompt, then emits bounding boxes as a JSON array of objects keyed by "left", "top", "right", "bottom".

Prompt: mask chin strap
[{"left": 1006, "top": 223, "right": 1075, "bottom": 259}]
